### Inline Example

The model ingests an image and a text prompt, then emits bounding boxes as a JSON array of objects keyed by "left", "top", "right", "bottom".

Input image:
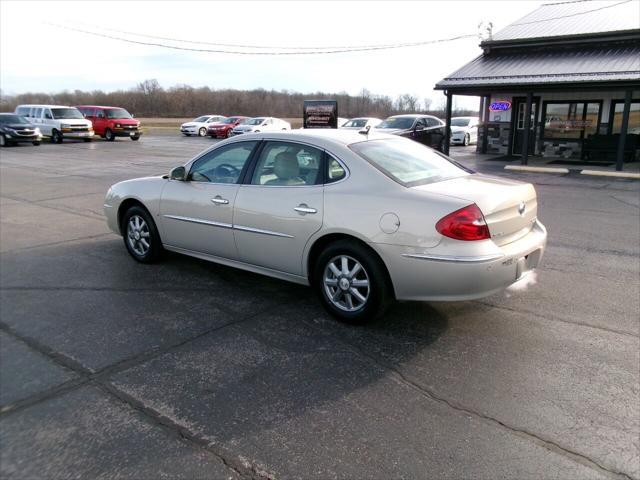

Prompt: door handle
[
  {"left": 294, "top": 204, "right": 317, "bottom": 214},
  {"left": 211, "top": 196, "right": 229, "bottom": 205}
]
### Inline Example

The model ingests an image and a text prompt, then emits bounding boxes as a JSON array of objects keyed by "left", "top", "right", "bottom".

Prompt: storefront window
[
  {"left": 610, "top": 101, "right": 640, "bottom": 135},
  {"left": 542, "top": 102, "right": 600, "bottom": 139}
]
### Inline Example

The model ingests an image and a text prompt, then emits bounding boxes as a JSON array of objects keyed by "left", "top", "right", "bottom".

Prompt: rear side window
[
  {"left": 350, "top": 138, "right": 467, "bottom": 187},
  {"left": 326, "top": 156, "right": 346, "bottom": 183},
  {"left": 251, "top": 141, "right": 322, "bottom": 186},
  {"left": 34, "top": 108, "right": 43, "bottom": 119},
  {"left": 189, "top": 141, "right": 258, "bottom": 184}
]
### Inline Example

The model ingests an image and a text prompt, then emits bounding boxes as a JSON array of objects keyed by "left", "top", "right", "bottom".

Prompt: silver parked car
[
  {"left": 104, "top": 130, "right": 546, "bottom": 323},
  {"left": 450, "top": 116, "right": 479, "bottom": 146}
]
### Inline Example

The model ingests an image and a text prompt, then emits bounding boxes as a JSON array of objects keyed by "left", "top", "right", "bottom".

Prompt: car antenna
[{"left": 358, "top": 125, "right": 371, "bottom": 136}]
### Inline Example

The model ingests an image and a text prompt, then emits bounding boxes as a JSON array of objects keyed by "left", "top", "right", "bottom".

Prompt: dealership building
[{"left": 436, "top": 0, "right": 639, "bottom": 170}]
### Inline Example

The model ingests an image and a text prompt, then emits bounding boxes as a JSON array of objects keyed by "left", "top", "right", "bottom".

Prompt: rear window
[{"left": 350, "top": 138, "right": 468, "bottom": 187}]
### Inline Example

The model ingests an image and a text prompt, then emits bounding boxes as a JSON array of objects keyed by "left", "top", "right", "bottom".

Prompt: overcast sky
[{"left": 0, "top": 0, "right": 543, "bottom": 109}]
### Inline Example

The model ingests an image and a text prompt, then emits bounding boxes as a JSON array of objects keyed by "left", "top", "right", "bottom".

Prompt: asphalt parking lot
[{"left": 1, "top": 134, "right": 638, "bottom": 479}]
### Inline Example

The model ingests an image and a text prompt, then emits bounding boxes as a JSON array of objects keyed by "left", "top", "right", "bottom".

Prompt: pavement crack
[{"left": 301, "top": 318, "right": 635, "bottom": 480}]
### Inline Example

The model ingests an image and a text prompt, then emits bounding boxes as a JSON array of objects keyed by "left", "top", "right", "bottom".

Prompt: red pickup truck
[{"left": 75, "top": 106, "right": 141, "bottom": 141}]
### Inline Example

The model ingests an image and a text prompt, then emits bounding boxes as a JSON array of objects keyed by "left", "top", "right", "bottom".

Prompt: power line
[{"left": 46, "top": 23, "right": 477, "bottom": 55}]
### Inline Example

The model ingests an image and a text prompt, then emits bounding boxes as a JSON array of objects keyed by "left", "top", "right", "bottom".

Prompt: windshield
[
  {"left": 0, "top": 115, "right": 29, "bottom": 124},
  {"left": 246, "top": 118, "right": 265, "bottom": 126},
  {"left": 350, "top": 138, "right": 468, "bottom": 187},
  {"left": 193, "top": 116, "right": 210, "bottom": 122},
  {"left": 51, "top": 108, "right": 84, "bottom": 120},
  {"left": 376, "top": 117, "right": 415, "bottom": 130},
  {"left": 222, "top": 117, "right": 240, "bottom": 124},
  {"left": 105, "top": 108, "right": 132, "bottom": 119},
  {"left": 343, "top": 119, "right": 367, "bottom": 128},
  {"left": 451, "top": 118, "right": 472, "bottom": 127}
]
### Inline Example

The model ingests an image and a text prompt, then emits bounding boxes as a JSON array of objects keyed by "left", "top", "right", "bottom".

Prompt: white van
[{"left": 14, "top": 105, "right": 94, "bottom": 144}]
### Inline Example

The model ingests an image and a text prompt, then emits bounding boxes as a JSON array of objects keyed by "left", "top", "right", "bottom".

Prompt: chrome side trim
[
  {"left": 163, "top": 214, "right": 232, "bottom": 230},
  {"left": 401, "top": 253, "right": 505, "bottom": 263},
  {"left": 163, "top": 215, "right": 293, "bottom": 238},
  {"left": 103, "top": 204, "right": 113, "bottom": 208},
  {"left": 233, "top": 224, "right": 294, "bottom": 238}
]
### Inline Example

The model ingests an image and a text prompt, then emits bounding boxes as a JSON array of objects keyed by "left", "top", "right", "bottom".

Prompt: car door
[
  {"left": 411, "top": 118, "right": 429, "bottom": 145},
  {"left": 425, "top": 117, "right": 446, "bottom": 149},
  {"left": 41, "top": 108, "right": 54, "bottom": 136},
  {"left": 233, "top": 140, "right": 324, "bottom": 275},
  {"left": 159, "top": 140, "right": 259, "bottom": 259},
  {"left": 92, "top": 109, "right": 106, "bottom": 136}
]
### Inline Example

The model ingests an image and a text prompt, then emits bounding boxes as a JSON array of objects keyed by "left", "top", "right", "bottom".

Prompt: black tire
[
  {"left": 183, "top": 133, "right": 191, "bottom": 137},
  {"left": 198, "top": 127, "right": 207, "bottom": 137},
  {"left": 105, "top": 129, "right": 115, "bottom": 141},
  {"left": 0, "top": 134, "right": 6, "bottom": 147},
  {"left": 51, "top": 130, "right": 63, "bottom": 144},
  {"left": 313, "top": 239, "right": 392, "bottom": 324},
  {"left": 33, "top": 141, "right": 41, "bottom": 146},
  {"left": 226, "top": 129, "right": 233, "bottom": 138},
  {"left": 463, "top": 133, "right": 470, "bottom": 146},
  {"left": 131, "top": 135, "right": 140, "bottom": 141},
  {"left": 121, "top": 205, "right": 162, "bottom": 263}
]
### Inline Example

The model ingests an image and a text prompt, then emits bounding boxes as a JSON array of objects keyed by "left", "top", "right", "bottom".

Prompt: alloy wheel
[
  {"left": 126, "top": 215, "right": 151, "bottom": 257},
  {"left": 323, "top": 255, "right": 370, "bottom": 312}
]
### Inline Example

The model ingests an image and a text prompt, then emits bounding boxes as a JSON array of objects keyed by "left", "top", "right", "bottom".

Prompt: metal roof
[
  {"left": 436, "top": 45, "right": 640, "bottom": 90},
  {"left": 490, "top": 0, "right": 640, "bottom": 43}
]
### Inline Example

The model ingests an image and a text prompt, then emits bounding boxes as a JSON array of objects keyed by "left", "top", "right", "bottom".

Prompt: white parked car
[
  {"left": 181, "top": 115, "right": 227, "bottom": 137},
  {"left": 337, "top": 117, "right": 350, "bottom": 127},
  {"left": 231, "top": 117, "right": 291, "bottom": 135},
  {"left": 340, "top": 117, "right": 383, "bottom": 130},
  {"left": 14, "top": 104, "right": 94, "bottom": 144},
  {"left": 104, "top": 130, "right": 547, "bottom": 324},
  {"left": 450, "top": 117, "right": 479, "bottom": 146}
]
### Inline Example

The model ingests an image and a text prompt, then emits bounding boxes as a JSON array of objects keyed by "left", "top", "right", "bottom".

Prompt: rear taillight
[{"left": 436, "top": 204, "right": 490, "bottom": 241}]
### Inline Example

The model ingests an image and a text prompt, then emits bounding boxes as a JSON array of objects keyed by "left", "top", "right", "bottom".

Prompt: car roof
[
  {"left": 231, "top": 128, "right": 397, "bottom": 148},
  {"left": 75, "top": 105, "right": 126, "bottom": 109},
  {"left": 16, "top": 104, "right": 72, "bottom": 108}
]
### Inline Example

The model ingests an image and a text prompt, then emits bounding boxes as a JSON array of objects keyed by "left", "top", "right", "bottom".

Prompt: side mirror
[{"left": 170, "top": 166, "right": 186, "bottom": 181}]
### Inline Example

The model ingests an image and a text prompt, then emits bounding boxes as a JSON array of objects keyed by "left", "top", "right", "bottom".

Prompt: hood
[
  {"left": 181, "top": 122, "right": 198, "bottom": 127},
  {"left": 111, "top": 118, "right": 138, "bottom": 125},
  {"left": 3, "top": 123, "right": 36, "bottom": 130}
]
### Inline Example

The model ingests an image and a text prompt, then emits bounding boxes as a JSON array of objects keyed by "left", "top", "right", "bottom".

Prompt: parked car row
[
  {"left": 0, "top": 104, "right": 142, "bottom": 146},
  {"left": 180, "top": 115, "right": 292, "bottom": 138}
]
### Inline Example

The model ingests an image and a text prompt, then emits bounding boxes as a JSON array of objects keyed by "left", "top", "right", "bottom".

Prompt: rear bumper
[{"left": 376, "top": 220, "right": 547, "bottom": 301}]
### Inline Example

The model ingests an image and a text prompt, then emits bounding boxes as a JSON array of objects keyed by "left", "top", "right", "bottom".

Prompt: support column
[
  {"left": 443, "top": 91, "right": 452, "bottom": 156},
  {"left": 615, "top": 89, "right": 632, "bottom": 172},
  {"left": 521, "top": 92, "right": 533, "bottom": 166},
  {"left": 481, "top": 95, "right": 490, "bottom": 154}
]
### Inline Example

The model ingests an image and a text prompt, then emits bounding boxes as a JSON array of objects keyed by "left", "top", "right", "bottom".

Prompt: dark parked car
[
  {"left": 0, "top": 113, "right": 42, "bottom": 147},
  {"left": 375, "top": 114, "right": 447, "bottom": 151}
]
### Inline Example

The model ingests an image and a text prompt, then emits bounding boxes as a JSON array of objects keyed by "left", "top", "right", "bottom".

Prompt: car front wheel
[
  {"left": 51, "top": 130, "right": 63, "bottom": 144},
  {"left": 105, "top": 129, "right": 115, "bottom": 141},
  {"left": 463, "top": 133, "right": 470, "bottom": 146},
  {"left": 122, "top": 206, "right": 162, "bottom": 263},
  {"left": 131, "top": 135, "right": 140, "bottom": 141},
  {"left": 314, "top": 240, "right": 391, "bottom": 324},
  {"left": 198, "top": 127, "right": 206, "bottom": 137}
]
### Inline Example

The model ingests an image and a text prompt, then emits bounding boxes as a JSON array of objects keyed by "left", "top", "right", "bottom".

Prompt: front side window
[
  {"left": 189, "top": 141, "right": 258, "bottom": 183},
  {"left": 543, "top": 102, "right": 600, "bottom": 139},
  {"left": 44, "top": 109, "right": 53, "bottom": 119},
  {"left": 350, "top": 138, "right": 467, "bottom": 187},
  {"left": 251, "top": 141, "right": 322, "bottom": 186},
  {"left": 376, "top": 117, "right": 416, "bottom": 130},
  {"left": 610, "top": 100, "right": 640, "bottom": 134}
]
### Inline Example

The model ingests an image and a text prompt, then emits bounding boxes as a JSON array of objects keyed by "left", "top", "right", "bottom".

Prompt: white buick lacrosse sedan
[{"left": 104, "top": 130, "right": 546, "bottom": 323}]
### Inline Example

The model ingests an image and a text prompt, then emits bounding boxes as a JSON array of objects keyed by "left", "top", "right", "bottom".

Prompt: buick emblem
[{"left": 518, "top": 201, "right": 526, "bottom": 216}]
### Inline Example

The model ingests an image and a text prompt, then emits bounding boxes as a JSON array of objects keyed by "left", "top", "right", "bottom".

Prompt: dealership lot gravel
[{"left": 0, "top": 134, "right": 638, "bottom": 479}]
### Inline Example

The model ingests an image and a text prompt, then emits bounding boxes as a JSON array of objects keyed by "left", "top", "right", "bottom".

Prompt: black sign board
[{"left": 303, "top": 100, "right": 338, "bottom": 129}]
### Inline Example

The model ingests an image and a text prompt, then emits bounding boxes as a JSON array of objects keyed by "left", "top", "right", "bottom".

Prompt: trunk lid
[{"left": 413, "top": 174, "right": 538, "bottom": 246}]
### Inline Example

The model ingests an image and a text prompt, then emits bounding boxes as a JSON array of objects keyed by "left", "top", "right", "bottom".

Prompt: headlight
[{"left": 115, "top": 123, "right": 121, "bottom": 128}]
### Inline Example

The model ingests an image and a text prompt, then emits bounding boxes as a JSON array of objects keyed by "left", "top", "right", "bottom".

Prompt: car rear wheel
[
  {"left": 51, "top": 130, "right": 63, "bottom": 144},
  {"left": 105, "top": 129, "right": 115, "bottom": 141},
  {"left": 463, "top": 133, "right": 470, "bottom": 146},
  {"left": 198, "top": 127, "right": 206, "bottom": 137},
  {"left": 122, "top": 206, "right": 162, "bottom": 263},
  {"left": 314, "top": 240, "right": 391, "bottom": 324}
]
